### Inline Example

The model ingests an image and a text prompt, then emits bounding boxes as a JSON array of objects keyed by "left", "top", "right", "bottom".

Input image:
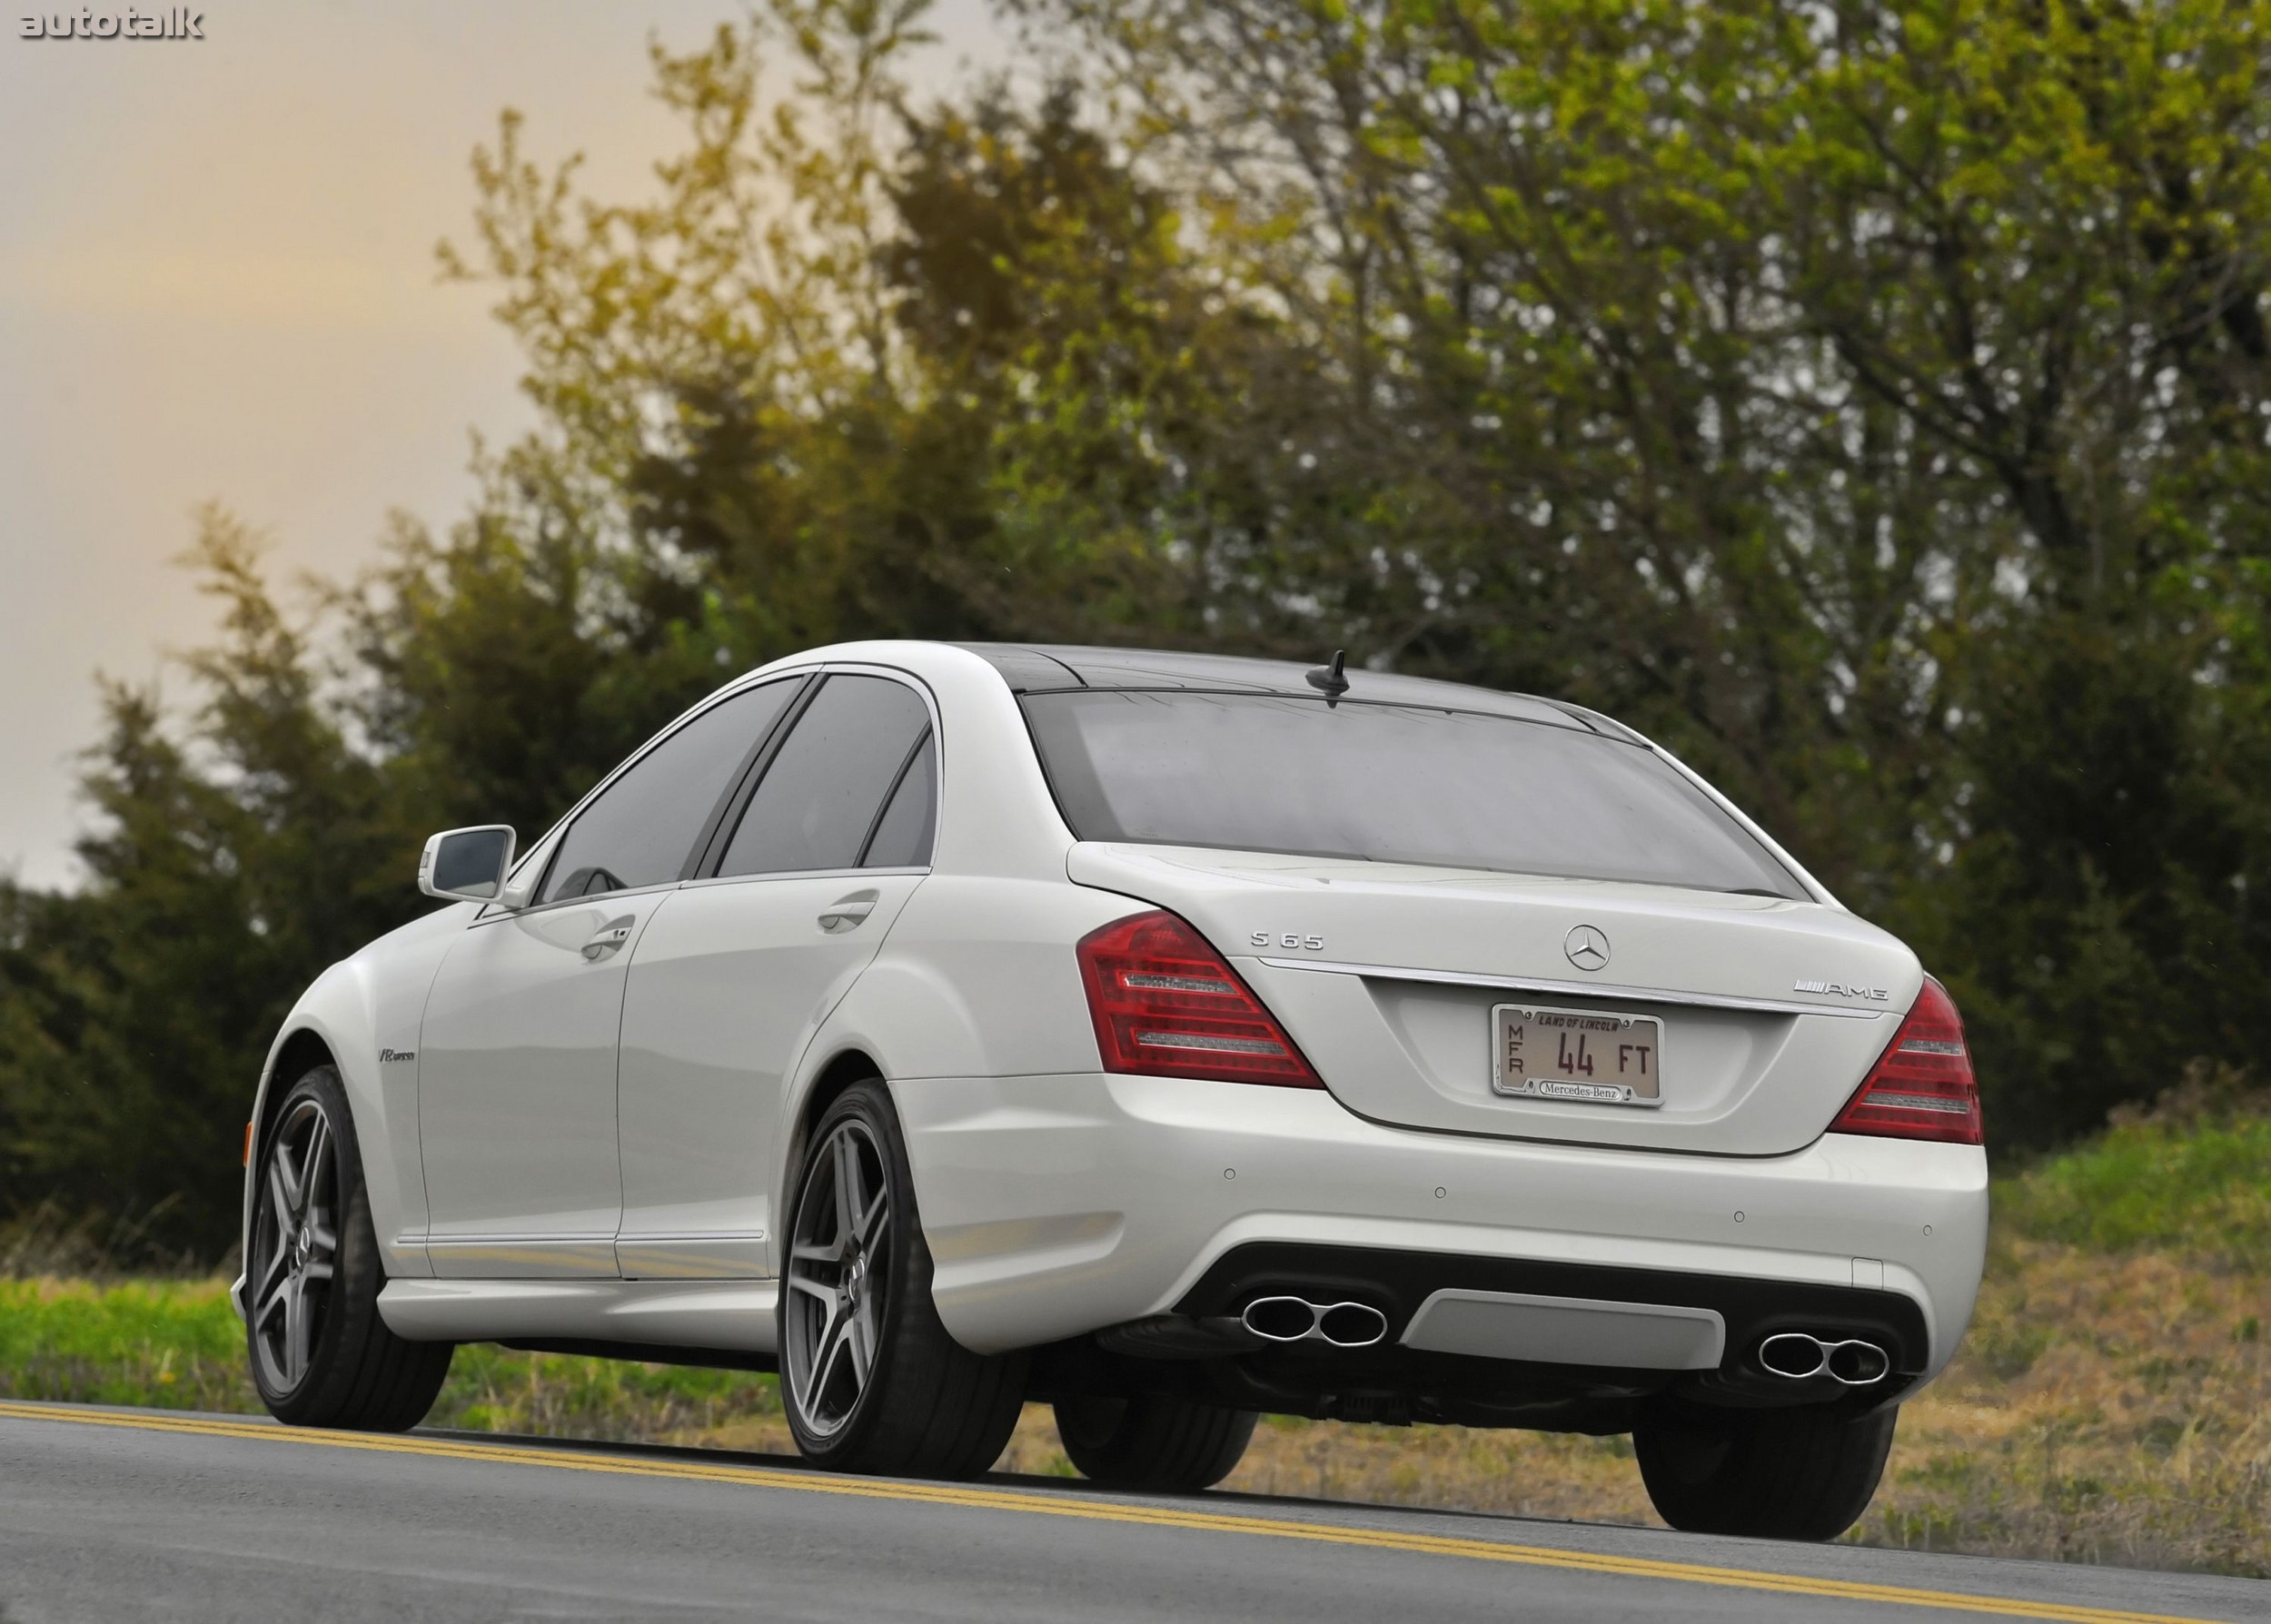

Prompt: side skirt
[{"left": 378, "top": 1277, "right": 779, "bottom": 1355}]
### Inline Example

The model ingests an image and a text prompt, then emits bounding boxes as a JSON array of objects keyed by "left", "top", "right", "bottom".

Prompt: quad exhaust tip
[
  {"left": 1241, "top": 1295, "right": 1389, "bottom": 1349},
  {"left": 1758, "top": 1332, "right": 1890, "bottom": 1386}
]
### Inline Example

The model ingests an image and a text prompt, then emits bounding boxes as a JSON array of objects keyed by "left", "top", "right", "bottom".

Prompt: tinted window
[
  {"left": 718, "top": 676, "right": 931, "bottom": 876},
  {"left": 861, "top": 732, "right": 937, "bottom": 867},
  {"left": 540, "top": 680, "right": 799, "bottom": 903},
  {"left": 1021, "top": 691, "right": 1805, "bottom": 898}
]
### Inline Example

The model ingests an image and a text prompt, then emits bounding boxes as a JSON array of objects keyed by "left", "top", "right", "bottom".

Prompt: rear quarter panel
[{"left": 788, "top": 877, "right": 1147, "bottom": 1272}]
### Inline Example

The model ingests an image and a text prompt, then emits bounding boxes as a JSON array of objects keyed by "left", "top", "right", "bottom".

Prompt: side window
[
  {"left": 540, "top": 680, "right": 799, "bottom": 904},
  {"left": 862, "top": 732, "right": 936, "bottom": 868},
  {"left": 717, "top": 675, "right": 931, "bottom": 876}
]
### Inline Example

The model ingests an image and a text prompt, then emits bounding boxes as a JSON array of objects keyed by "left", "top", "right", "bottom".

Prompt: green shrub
[
  {"left": 0, "top": 1279, "right": 255, "bottom": 1411},
  {"left": 1996, "top": 1114, "right": 2271, "bottom": 1268}
]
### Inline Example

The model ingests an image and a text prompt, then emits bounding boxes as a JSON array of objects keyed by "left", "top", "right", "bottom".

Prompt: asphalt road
[{"left": 0, "top": 1401, "right": 2261, "bottom": 1624}]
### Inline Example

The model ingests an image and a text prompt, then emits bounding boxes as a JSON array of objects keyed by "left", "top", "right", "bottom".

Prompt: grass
[
  {"left": 0, "top": 1278, "right": 251, "bottom": 1414},
  {"left": 1862, "top": 1242, "right": 2267, "bottom": 1574},
  {"left": 1851, "top": 1096, "right": 2271, "bottom": 1575},
  {"left": 0, "top": 1279, "right": 782, "bottom": 1441},
  {"left": 4, "top": 1093, "right": 2266, "bottom": 1576},
  {"left": 1998, "top": 1114, "right": 2271, "bottom": 1264}
]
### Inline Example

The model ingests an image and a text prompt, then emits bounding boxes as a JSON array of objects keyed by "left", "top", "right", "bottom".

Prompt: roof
[{"left": 951, "top": 643, "right": 1640, "bottom": 741}]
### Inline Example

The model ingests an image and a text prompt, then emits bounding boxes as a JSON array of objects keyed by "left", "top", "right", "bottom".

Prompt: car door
[
  {"left": 416, "top": 678, "right": 805, "bottom": 1279},
  {"left": 615, "top": 670, "right": 937, "bottom": 1279}
]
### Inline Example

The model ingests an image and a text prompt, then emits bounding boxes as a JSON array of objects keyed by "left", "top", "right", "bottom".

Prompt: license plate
[{"left": 1492, "top": 1004, "right": 1664, "bottom": 1107}]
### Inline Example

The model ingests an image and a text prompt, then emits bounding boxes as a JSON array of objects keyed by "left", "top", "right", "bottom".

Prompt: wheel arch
[
  {"left": 781, "top": 1046, "right": 888, "bottom": 1211},
  {"left": 261, "top": 1028, "right": 338, "bottom": 1144},
  {"left": 239, "top": 1015, "right": 353, "bottom": 1317},
  {"left": 235, "top": 947, "right": 438, "bottom": 1318}
]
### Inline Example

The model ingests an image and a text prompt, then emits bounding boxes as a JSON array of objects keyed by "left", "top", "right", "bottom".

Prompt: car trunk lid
[{"left": 1067, "top": 843, "right": 1919, "bottom": 1156}]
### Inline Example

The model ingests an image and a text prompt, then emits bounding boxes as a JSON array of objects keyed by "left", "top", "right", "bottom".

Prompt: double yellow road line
[{"left": 0, "top": 1400, "right": 2221, "bottom": 1624}]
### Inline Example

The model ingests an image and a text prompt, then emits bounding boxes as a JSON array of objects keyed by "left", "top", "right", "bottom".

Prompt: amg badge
[{"left": 1793, "top": 979, "right": 1889, "bottom": 1002}]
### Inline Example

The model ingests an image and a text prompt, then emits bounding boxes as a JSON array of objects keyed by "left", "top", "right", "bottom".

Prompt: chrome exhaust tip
[
  {"left": 1825, "top": 1340, "right": 1890, "bottom": 1386},
  {"left": 1757, "top": 1332, "right": 1890, "bottom": 1385},
  {"left": 1239, "top": 1296, "right": 1389, "bottom": 1349},
  {"left": 1758, "top": 1332, "right": 1828, "bottom": 1378},
  {"left": 1316, "top": 1302, "right": 1388, "bottom": 1349},
  {"left": 1242, "top": 1295, "right": 1321, "bottom": 1342}
]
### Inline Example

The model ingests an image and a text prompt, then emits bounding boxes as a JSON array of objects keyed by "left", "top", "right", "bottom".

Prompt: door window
[
  {"left": 861, "top": 732, "right": 937, "bottom": 867},
  {"left": 717, "top": 675, "right": 932, "bottom": 876},
  {"left": 540, "top": 679, "right": 800, "bottom": 904}
]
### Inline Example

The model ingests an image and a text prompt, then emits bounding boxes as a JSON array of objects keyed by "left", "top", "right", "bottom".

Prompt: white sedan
[{"left": 233, "top": 640, "right": 1986, "bottom": 1540}]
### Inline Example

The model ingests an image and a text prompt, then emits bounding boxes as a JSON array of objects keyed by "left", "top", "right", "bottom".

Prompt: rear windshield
[{"left": 1021, "top": 690, "right": 1807, "bottom": 898}]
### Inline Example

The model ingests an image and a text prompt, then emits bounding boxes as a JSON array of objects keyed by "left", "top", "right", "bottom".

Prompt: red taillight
[
  {"left": 1076, "top": 910, "right": 1323, "bottom": 1087},
  {"left": 1829, "top": 976, "right": 1982, "bottom": 1144}
]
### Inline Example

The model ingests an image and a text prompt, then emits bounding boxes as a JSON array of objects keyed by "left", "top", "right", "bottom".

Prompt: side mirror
[{"left": 419, "top": 826, "right": 517, "bottom": 904}]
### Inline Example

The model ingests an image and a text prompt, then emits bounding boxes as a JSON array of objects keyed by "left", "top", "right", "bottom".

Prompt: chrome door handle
[
  {"left": 581, "top": 916, "right": 635, "bottom": 960},
  {"left": 818, "top": 892, "right": 878, "bottom": 934}
]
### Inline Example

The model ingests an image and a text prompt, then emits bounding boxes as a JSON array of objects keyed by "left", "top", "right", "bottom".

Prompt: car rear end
[{"left": 899, "top": 652, "right": 1987, "bottom": 1438}]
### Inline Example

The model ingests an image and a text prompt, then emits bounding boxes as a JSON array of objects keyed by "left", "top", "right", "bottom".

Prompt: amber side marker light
[
  {"left": 1828, "top": 975, "right": 1983, "bottom": 1144},
  {"left": 1077, "top": 909, "right": 1324, "bottom": 1088},
  {"left": 242, "top": 1122, "right": 253, "bottom": 1167}
]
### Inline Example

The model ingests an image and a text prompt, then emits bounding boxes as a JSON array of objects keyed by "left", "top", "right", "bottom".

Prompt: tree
[
  {"left": 13, "top": 0, "right": 2271, "bottom": 1259},
  {"left": 0, "top": 511, "right": 412, "bottom": 1253},
  {"left": 1020, "top": 0, "right": 2271, "bottom": 1141}
]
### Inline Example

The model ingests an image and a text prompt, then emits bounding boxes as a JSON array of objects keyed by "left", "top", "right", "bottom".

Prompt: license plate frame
[{"left": 1490, "top": 1003, "right": 1666, "bottom": 1108}]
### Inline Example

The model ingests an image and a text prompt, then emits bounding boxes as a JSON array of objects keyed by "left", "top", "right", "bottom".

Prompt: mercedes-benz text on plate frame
[
  {"left": 235, "top": 640, "right": 1988, "bottom": 1540},
  {"left": 1493, "top": 1004, "right": 1665, "bottom": 1108}
]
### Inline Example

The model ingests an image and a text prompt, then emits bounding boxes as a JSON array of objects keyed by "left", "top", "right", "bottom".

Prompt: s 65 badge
[{"left": 1252, "top": 932, "right": 1324, "bottom": 951}]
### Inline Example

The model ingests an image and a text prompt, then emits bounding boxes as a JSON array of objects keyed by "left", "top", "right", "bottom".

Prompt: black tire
[
  {"left": 246, "top": 1065, "right": 454, "bottom": 1431},
  {"left": 778, "top": 1080, "right": 1027, "bottom": 1478},
  {"left": 1633, "top": 1401, "right": 1898, "bottom": 1540},
  {"left": 1055, "top": 1395, "right": 1256, "bottom": 1492}
]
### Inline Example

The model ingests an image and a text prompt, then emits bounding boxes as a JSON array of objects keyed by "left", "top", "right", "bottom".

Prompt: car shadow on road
[{"left": 411, "top": 1424, "right": 1640, "bottom": 1537}]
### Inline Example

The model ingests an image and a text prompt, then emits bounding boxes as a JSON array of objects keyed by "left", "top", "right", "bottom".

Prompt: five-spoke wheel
[
  {"left": 777, "top": 1080, "right": 1026, "bottom": 1477},
  {"left": 249, "top": 1094, "right": 341, "bottom": 1394},
  {"left": 244, "top": 1065, "right": 455, "bottom": 1431},
  {"left": 783, "top": 1116, "right": 892, "bottom": 1439}
]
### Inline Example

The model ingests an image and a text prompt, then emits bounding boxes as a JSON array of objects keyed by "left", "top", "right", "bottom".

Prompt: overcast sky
[{"left": 0, "top": 1, "right": 1009, "bottom": 889}]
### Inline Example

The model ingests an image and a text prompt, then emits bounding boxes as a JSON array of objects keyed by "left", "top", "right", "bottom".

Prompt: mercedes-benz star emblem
[{"left": 1563, "top": 925, "right": 1612, "bottom": 972}]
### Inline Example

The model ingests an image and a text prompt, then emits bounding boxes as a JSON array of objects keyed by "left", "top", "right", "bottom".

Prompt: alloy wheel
[
  {"left": 249, "top": 1097, "right": 339, "bottom": 1393},
  {"left": 783, "top": 1117, "right": 892, "bottom": 1438}
]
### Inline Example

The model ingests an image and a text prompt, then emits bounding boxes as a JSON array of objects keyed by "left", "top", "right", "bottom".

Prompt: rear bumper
[
  {"left": 1152, "top": 1240, "right": 1932, "bottom": 1421},
  {"left": 895, "top": 1072, "right": 1988, "bottom": 1385}
]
